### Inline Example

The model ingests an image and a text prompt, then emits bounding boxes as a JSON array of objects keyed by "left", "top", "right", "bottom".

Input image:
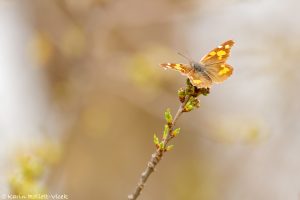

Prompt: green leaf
[
  {"left": 159, "top": 142, "right": 165, "bottom": 149},
  {"left": 172, "top": 128, "right": 180, "bottom": 137},
  {"left": 166, "top": 145, "right": 174, "bottom": 151},
  {"left": 153, "top": 134, "right": 159, "bottom": 145},
  {"left": 164, "top": 108, "right": 173, "bottom": 124},
  {"left": 163, "top": 125, "right": 169, "bottom": 140}
]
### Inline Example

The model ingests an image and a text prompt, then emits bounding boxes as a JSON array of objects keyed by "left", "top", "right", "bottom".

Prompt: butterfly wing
[
  {"left": 160, "top": 63, "right": 193, "bottom": 74},
  {"left": 160, "top": 63, "right": 212, "bottom": 87},
  {"left": 200, "top": 40, "right": 235, "bottom": 66},
  {"left": 187, "top": 69, "right": 212, "bottom": 88},
  {"left": 204, "top": 63, "right": 233, "bottom": 83},
  {"left": 200, "top": 40, "right": 234, "bottom": 84}
]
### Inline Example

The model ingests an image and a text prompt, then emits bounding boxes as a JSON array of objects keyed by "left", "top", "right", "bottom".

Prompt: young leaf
[
  {"left": 164, "top": 108, "right": 173, "bottom": 124},
  {"left": 153, "top": 134, "right": 159, "bottom": 146},
  {"left": 166, "top": 145, "right": 174, "bottom": 151},
  {"left": 159, "top": 142, "right": 165, "bottom": 149},
  {"left": 177, "top": 88, "right": 186, "bottom": 103},
  {"left": 172, "top": 128, "right": 180, "bottom": 137},
  {"left": 163, "top": 125, "right": 169, "bottom": 140},
  {"left": 184, "top": 100, "right": 194, "bottom": 112}
]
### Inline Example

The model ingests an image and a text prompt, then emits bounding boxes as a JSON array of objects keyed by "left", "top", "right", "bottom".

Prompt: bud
[
  {"left": 166, "top": 145, "right": 174, "bottom": 151},
  {"left": 197, "top": 87, "right": 210, "bottom": 96},
  {"left": 163, "top": 125, "right": 169, "bottom": 140},
  {"left": 159, "top": 142, "right": 165, "bottom": 149},
  {"left": 184, "top": 97, "right": 200, "bottom": 112},
  {"left": 177, "top": 88, "right": 186, "bottom": 103},
  {"left": 172, "top": 128, "right": 180, "bottom": 137},
  {"left": 192, "top": 98, "right": 200, "bottom": 108},
  {"left": 186, "top": 78, "right": 193, "bottom": 87},
  {"left": 164, "top": 108, "right": 173, "bottom": 124},
  {"left": 153, "top": 134, "right": 159, "bottom": 147}
]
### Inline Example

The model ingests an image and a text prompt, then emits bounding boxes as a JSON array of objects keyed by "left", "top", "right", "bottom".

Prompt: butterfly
[{"left": 160, "top": 40, "right": 234, "bottom": 88}]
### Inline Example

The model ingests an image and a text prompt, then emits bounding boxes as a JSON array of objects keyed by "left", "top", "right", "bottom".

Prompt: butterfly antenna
[{"left": 177, "top": 52, "right": 192, "bottom": 62}]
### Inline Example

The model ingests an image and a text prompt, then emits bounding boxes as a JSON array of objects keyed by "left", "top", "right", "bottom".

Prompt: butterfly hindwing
[
  {"left": 200, "top": 40, "right": 234, "bottom": 66},
  {"left": 187, "top": 69, "right": 212, "bottom": 88},
  {"left": 204, "top": 63, "right": 233, "bottom": 83}
]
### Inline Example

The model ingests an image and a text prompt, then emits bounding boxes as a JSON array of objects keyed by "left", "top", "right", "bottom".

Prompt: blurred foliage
[
  {"left": 29, "top": 32, "right": 54, "bottom": 66},
  {"left": 213, "top": 117, "right": 269, "bottom": 144},
  {"left": 169, "top": 161, "right": 217, "bottom": 200},
  {"left": 9, "top": 142, "right": 62, "bottom": 199},
  {"left": 80, "top": 103, "right": 112, "bottom": 138},
  {"left": 60, "top": 25, "right": 86, "bottom": 59},
  {"left": 126, "top": 47, "right": 166, "bottom": 92}
]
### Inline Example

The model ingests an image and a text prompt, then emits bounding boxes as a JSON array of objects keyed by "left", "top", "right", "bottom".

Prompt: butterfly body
[
  {"left": 190, "top": 61, "right": 205, "bottom": 72},
  {"left": 160, "top": 40, "right": 235, "bottom": 88}
]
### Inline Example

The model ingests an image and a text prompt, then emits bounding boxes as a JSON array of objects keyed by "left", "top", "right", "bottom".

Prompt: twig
[
  {"left": 128, "top": 79, "right": 209, "bottom": 200},
  {"left": 127, "top": 95, "right": 191, "bottom": 200}
]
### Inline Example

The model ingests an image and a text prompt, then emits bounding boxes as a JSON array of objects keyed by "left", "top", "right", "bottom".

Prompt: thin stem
[{"left": 128, "top": 95, "right": 191, "bottom": 200}]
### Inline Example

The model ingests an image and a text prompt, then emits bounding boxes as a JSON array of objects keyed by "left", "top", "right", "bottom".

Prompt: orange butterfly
[{"left": 160, "top": 40, "right": 235, "bottom": 88}]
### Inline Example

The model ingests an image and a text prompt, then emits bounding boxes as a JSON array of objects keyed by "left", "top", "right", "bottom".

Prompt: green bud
[
  {"left": 184, "top": 104, "right": 194, "bottom": 112},
  {"left": 184, "top": 97, "right": 200, "bottom": 112},
  {"left": 172, "top": 128, "right": 180, "bottom": 137},
  {"left": 186, "top": 78, "right": 193, "bottom": 87},
  {"left": 159, "top": 142, "right": 165, "bottom": 149},
  {"left": 153, "top": 134, "right": 159, "bottom": 146},
  {"left": 185, "top": 79, "right": 196, "bottom": 95},
  {"left": 184, "top": 99, "right": 193, "bottom": 112},
  {"left": 185, "top": 87, "right": 194, "bottom": 96},
  {"left": 164, "top": 108, "right": 173, "bottom": 124},
  {"left": 197, "top": 87, "right": 210, "bottom": 96},
  {"left": 177, "top": 88, "right": 186, "bottom": 103},
  {"left": 166, "top": 145, "right": 174, "bottom": 151},
  {"left": 191, "top": 98, "right": 200, "bottom": 108},
  {"left": 163, "top": 125, "right": 169, "bottom": 140}
]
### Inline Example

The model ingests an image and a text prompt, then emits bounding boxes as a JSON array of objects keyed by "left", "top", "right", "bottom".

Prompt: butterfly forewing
[
  {"left": 200, "top": 40, "right": 234, "bottom": 66},
  {"left": 160, "top": 63, "right": 192, "bottom": 74}
]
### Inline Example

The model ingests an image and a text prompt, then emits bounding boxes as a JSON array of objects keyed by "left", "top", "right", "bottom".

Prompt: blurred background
[{"left": 1, "top": 0, "right": 300, "bottom": 199}]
